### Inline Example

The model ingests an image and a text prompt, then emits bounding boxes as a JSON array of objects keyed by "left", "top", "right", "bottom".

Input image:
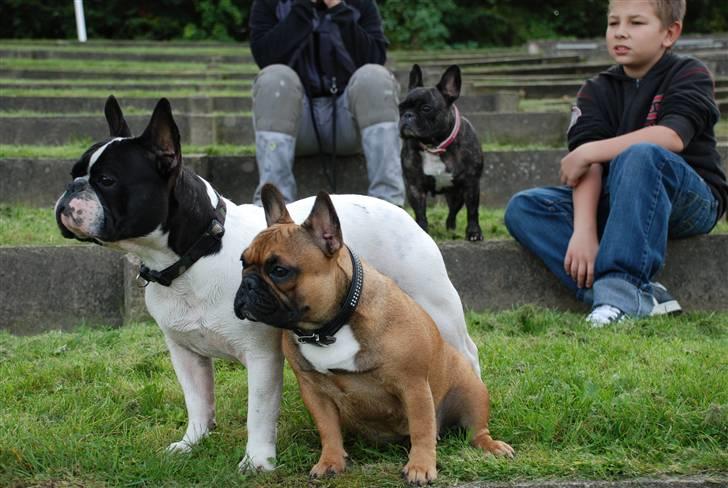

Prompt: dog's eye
[
  {"left": 98, "top": 175, "right": 116, "bottom": 188},
  {"left": 269, "top": 265, "right": 291, "bottom": 280},
  {"left": 422, "top": 105, "right": 432, "bottom": 113},
  {"left": 240, "top": 256, "right": 247, "bottom": 268}
]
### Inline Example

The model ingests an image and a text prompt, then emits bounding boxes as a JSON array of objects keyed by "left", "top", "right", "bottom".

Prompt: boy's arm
[
  {"left": 560, "top": 125, "right": 683, "bottom": 187},
  {"left": 565, "top": 164, "right": 602, "bottom": 288}
]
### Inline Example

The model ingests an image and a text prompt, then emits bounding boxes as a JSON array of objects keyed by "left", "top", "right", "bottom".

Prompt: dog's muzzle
[{"left": 234, "top": 273, "right": 301, "bottom": 328}]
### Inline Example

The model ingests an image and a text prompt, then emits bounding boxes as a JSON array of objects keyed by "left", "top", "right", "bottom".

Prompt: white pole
[{"left": 74, "top": 0, "right": 87, "bottom": 42}]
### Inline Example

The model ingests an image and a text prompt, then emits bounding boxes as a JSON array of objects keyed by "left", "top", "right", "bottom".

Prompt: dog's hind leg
[
  {"left": 164, "top": 337, "right": 216, "bottom": 454},
  {"left": 458, "top": 373, "right": 514, "bottom": 458},
  {"left": 463, "top": 181, "right": 483, "bottom": 241}
]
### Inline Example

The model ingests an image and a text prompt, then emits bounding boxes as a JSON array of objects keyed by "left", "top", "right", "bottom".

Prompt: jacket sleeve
[
  {"left": 249, "top": 0, "right": 316, "bottom": 68},
  {"left": 658, "top": 58, "right": 720, "bottom": 148},
  {"left": 567, "top": 77, "right": 617, "bottom": 151},
  {"left": 328, "top": 0, "right": 387, "bottom": 66}
]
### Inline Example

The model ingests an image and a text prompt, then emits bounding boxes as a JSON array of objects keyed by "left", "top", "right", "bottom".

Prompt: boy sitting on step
[{"left": 505, "top": 0, "right": 727, "bottom": 326}]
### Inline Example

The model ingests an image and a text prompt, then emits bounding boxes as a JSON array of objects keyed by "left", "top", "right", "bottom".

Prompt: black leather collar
[
  {"left": 137, "top": 194, "right": 226, "bottom": 287},
  {"left": 292, "top": 247, "right": 363, "bottom": 347}
]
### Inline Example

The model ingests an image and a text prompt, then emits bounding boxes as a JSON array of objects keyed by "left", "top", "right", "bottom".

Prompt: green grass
[
  {"left": 0, "top": 77, "right": 251, "bottom": 86},
  {"left": 1, "top": 43, "right": 250, "bottom": 56},
  {"left": 0, "top": 89, "right": 251, "bottom": 98},
  {"left": 0, "top": 143, "right": 257, "bottom": 159},
  {"left": 0, "top": 110, "right": 252, "bottom": 118},
  {"left": 0, "top": 143, "right": 560, "bottom": 160},
  {"left": 5, "top": 203, "right": 728, "bottom": 247},
  {"left": 0, "top": 311, "right": 725, "bottom": 486}
]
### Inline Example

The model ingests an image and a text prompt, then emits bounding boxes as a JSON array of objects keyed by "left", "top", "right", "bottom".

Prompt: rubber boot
[
  {"left": 361, "top": 121, "right": 405, "bottom": 206},
  {"left": 253, "top": 131, "right": 297, "bottom": 205}
]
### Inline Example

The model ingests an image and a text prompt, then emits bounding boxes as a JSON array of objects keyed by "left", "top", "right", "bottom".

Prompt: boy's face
[{"left": 606, "top": 0, "right": 681, "bottom": 79}]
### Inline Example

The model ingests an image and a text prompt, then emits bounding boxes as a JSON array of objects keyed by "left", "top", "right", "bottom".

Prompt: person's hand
[
  {"left": 312, "top": 0, "right": 341, "bottom": 7},
  {"left": 560, "top": 144, "right": 594, "bottom": 187},
  {"left": 564, "top": 228, "right": 599, "bottom": 289}
]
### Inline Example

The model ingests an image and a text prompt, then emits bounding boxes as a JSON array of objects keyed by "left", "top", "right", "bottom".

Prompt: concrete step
[
  {"left": 5, "top": 145, "right": 727, "bottom": 209},
  {"left": 0, "top": 111, "right": 569, "bottom": 146},
  {"left": 3, "top": 234, "right": 728, "bottom": 334},
  {"left": 532, "top": 34, "right": 728, "bottom": 56},
  {"left": 0, "top": 81, "right": 252, "bottom": 91},
  {"left": 0, "top": 92, "right": 519, "bottom": 115},
  {"left": 0, "top": 47, "right": 255, "bottom": 64},
  {"left": 0, "top": 149, "right": 567, "bottom": 209}
]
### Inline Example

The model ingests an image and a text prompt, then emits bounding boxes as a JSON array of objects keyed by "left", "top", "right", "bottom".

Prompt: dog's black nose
[{"left": 402, "top": 112, "right": 415, "bottom": 122}]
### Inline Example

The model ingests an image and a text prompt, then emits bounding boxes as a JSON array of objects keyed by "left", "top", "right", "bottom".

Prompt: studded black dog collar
[{"left": 293, "top": 247, "right": 363, "bottom": 347}]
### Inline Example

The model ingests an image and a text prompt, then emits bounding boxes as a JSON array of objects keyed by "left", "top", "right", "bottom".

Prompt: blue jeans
[{"left": 505, "top": 143, "right": 719, "bottom": 316}]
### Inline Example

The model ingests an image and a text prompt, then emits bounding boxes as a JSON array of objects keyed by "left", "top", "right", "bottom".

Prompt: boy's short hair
[
  {"left": 651, "top": 0, "right": 686, "bottom": 27},
  {"left": 608, "top": 0, "right": 686, "bottom": 27}
]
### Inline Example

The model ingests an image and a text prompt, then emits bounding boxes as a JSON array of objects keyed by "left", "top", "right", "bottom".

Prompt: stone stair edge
[{"left": 3, "top": 234, "right": 728, "bottom": 335}]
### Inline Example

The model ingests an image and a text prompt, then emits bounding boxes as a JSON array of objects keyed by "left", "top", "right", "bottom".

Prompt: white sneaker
[
  {"left": 586, "top": 305, "right": 626, "bottom": 327},
  {"left": 650, "top": 282, "right": 682, "bottom": 316}
]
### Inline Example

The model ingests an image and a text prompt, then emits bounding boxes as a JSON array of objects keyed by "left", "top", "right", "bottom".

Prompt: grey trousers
[{"left": 251, "top": 64, "right": 405, "bottom": 205}]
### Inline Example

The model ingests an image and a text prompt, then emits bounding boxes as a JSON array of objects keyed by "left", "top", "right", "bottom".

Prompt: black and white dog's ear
[
  {"left": 436, "top": 65, "right": 462, "bottom": 105},
  {"left": 261, "top": 184, "right": 293, "bottom": 226},
  {"left": 139, "top": 98, "right": 181, "bottom": 177},
  {"left": 104, "top": 95, "right": 132, "bottom": 138},
  {"left": 303, "top": 191, "right": 342, "bottom": 257},
  {"left": 408, "top": 64, "right": 424, "bottom": 91}
]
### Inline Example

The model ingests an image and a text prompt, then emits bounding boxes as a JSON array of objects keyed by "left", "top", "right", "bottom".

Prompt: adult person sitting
[{"left": 247, "top": 0, "right": 405, "bottom": 206}]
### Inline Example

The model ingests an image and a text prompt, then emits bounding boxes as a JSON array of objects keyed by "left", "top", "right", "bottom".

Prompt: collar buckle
[{"left": 297, "top": 333, "right": 336, "bottom": 347}]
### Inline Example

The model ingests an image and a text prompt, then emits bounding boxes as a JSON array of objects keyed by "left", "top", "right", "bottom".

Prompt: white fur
[
  {"left": 89, "top": 137, "right": 126, "bottom": 170},
  {"left": 107, "top": 182, "right": 480, "bottom": 471},
  {"left": 297, "top": 326, "right": 361, "bottom": 374},
  {"left": 420, "top": 151, "right": 454, "bottom": 191}
]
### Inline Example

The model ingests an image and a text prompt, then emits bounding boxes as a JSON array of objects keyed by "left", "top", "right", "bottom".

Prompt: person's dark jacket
[
  {"left": 249, "top": 0, "right": 387, "bottom": 98},
  {"left": 568, "top": 51, "right": 727, "bottom": 220}
]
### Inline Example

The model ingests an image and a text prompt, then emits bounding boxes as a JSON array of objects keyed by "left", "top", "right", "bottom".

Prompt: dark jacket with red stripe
[
  {"left": 249, "top": 0, "right": 387, "bottom": 98},
  {"left": 568, "top": 51, "right": 727, "bottom": 219}
]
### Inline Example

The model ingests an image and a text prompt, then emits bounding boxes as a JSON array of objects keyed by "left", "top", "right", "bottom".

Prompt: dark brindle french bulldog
[{"left": 399, "top": 64, "right": 484, "bottom": 241}]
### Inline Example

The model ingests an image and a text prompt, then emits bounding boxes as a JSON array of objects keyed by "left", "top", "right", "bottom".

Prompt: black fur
[{"left": 56, "top": 96, "right": 222, "bottom": 258}]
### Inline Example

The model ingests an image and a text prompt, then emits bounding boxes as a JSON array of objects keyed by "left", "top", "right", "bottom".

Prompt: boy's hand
[
  {"left": 564, "top": 229, "right": 599, "bottom": 288},
  {"left": 560, "top": 144, "right": 595, "bottom": 187}
]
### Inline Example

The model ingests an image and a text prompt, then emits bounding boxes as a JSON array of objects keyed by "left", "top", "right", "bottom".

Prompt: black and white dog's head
[
  {"left": 55, "top": 96, "right": 182, "bottom": 245},
  {"left": 398, "top": 64, "right": 462, "bottom": 142}
]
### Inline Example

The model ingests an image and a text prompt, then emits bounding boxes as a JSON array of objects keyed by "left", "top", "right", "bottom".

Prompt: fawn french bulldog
[{"left": 235, "top": 184, "right": 513, "bottom": 484}]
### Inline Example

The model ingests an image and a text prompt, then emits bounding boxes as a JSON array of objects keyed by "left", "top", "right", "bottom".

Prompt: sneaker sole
[{"left": 651, "top": 300, "right": 682, "bottom": 316}]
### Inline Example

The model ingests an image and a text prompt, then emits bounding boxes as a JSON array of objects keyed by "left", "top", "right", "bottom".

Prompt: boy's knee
[
  {"left": 252, "top": 65, "right": 304, "bottom": 134},
  {"left": 611, "top": 143, "right": 668, "bottom": 176},
  {"left": 504, "top": 191, "right": 531, "bottom": 233},
  {"left": 347, "top": 64, "right": 400, "bottom": 128}
]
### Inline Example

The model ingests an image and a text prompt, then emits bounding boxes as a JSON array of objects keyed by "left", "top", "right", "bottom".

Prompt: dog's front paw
[
  {"left": 466, "top": 228, "right": 484, "bottom": 241},
  {"left": 165, "top": 441, "right": 193, "bottom": 454},
  {"left": 238, "top": 451, "right": 276, "bottom": 473},
  {"left": 402, "top": 460, "right": 437, "bottom": 485},
  {"left": 309, "top": 454, "right": 347, "bottom": 478}
]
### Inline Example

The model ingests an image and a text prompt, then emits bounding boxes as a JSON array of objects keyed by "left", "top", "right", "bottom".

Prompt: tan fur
[{"left": 242, "top": 188, "right": 514, "bottom": 483}]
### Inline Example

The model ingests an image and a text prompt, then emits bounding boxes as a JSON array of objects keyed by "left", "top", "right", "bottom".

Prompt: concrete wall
[
  {"left": 0, "top": 111, "right": 569, "bottom": 146},
  {"left": 3, "top": 235, "right": 728, "bottom": 334},
  {"left": 7, "top": 145, "right": 728, "bottom": 209}
]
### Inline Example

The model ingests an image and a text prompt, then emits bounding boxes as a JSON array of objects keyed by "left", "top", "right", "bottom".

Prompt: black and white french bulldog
[
  {"left": 399, "top": 64, "right": 484, "bottom": 241},
  {"left": 55, "top": 96, "right": 482, "bottom": 472}
]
